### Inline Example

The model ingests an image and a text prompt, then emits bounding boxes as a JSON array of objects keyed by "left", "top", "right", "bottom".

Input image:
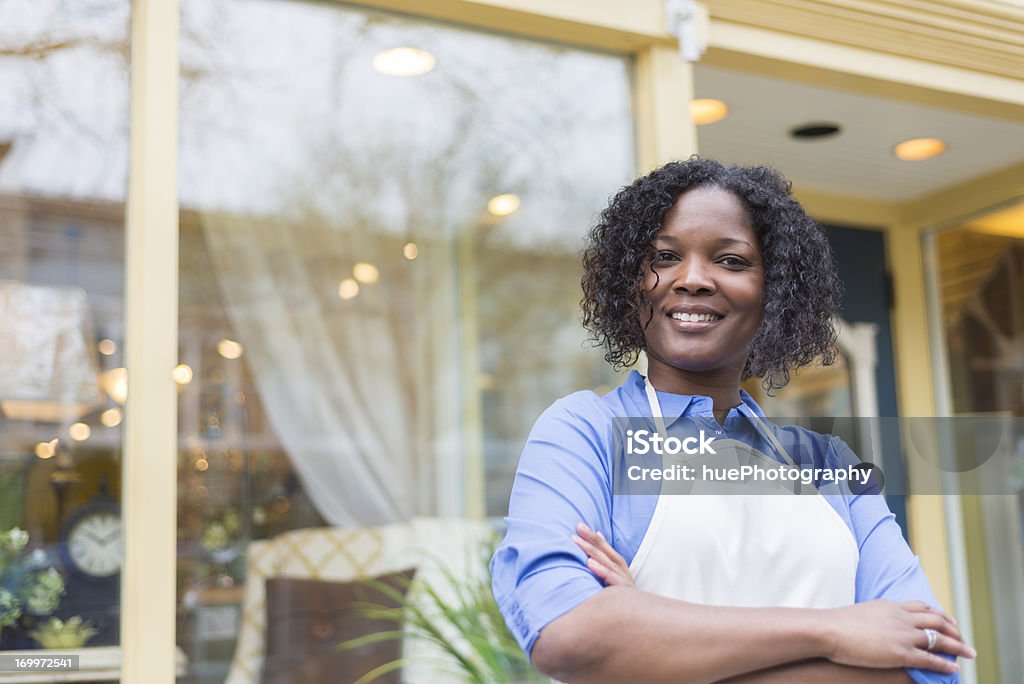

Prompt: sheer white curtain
[{"left": 201, "top": 212, "right": 445, "bottom": 526}]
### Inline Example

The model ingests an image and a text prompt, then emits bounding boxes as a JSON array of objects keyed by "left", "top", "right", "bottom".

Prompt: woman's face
[{"left": 641, "top": 186, "right": 764, "bottom": 380}]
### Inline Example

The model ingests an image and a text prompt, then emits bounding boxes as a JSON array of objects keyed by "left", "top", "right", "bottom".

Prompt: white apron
[{"left": 628, "top": 377, "right": 858, "bottom": 609}]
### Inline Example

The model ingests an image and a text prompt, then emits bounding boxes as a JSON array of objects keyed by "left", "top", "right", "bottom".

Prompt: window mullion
[{"left": 121, "top": 0, "right": 180, "bottom": 681}]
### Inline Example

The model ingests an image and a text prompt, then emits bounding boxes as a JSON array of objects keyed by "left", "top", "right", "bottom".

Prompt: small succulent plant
[{"left": 29, "top": 616, "right": 98, "bottom": 649}]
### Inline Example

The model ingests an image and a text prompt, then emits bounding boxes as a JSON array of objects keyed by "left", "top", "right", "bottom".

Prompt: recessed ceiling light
[
  {"left": 373, "top": 47, "right": 436, "bottom": 76},
  {"left": 789, "top": 123, "right": 842, "bottom": 140},
  {"left": 487, "top": 194, "right": 521, "bottom": 217},
  {"left": 689, "top": 99, "right": 729, "bottom": 125},
  {"left": 894, "top": 137, "right": 946, "bottom": 161}
]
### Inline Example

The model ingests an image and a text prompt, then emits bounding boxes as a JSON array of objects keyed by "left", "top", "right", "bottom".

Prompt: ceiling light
[
  {"left": 69, "top": 422, "right": 91, "bottom": 441},
  {"left": 338, "top": 278, "right": 360, "bottom": 300},
  {"left": 689, "top": 99, "right": 729, "bottom": 125},
  {"left": 789, "top": 123, "right": 842, "bottom": 140},
  {"left": 102, "top": 367, "right": 128, "bottom": 405},
  {"left": 172, "top": 363, "right": 194, "bottom": 384},
  {"left": 35, "top": 440, "right": 57, "bottom": 459},
  {"left": 217, "top": 339, "right": 244, "bottom": 360},
  {"left": 353, "top": 262, "right": 380, "bottom": 284},
  {"left": 101, "top": 408, "right": 123, "bottom": 427},
  {"left": 403, "top": 242, "right": 419, "bottom": 260},
  {"left": 487, "top": 194, "right": 521, "bottom": 217},
  {"left": 894, "top": 137, "right": 946, "bottom": 161},
  {"left": 98, "top": 339, "right": 117, "bottom": 355},
  {"left": 373, "top": 47, "right": 436, "bottom": 76}
]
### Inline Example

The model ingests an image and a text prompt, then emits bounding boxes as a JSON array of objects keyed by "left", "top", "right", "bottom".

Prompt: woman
[{"left": 490, "top": 158, "right": 975, "bottom": 683}]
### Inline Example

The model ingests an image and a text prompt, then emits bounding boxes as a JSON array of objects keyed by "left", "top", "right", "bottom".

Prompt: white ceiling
[{"left": 694, "top": 65, "right": 1024, "bottom": 202}]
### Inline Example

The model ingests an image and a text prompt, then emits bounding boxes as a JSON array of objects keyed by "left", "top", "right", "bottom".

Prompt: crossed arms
[{"left": 528, "top": 525, "right": 971, "bottom": 683}]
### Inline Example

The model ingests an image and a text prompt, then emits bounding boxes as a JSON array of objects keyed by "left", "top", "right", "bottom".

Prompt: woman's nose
[{"left": 672, "top": 258, "right": 715, "bottom": 294}]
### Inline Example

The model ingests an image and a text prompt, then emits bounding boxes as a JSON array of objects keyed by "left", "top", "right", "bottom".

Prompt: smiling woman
[
  {"left": 580, "top": 158, "right": 842, "bottom": 403},
  {"left": 490, "top": 158, "right": 976, "bottom": 684}
]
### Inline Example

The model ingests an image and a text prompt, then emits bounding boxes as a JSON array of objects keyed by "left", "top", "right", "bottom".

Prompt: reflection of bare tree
[
  {"left": 188, "top": 0, "right": 632, "bottom": 522},
  {"left": 0, "top": 37, "right": 123, "bottom": 59},
  {"left": 0, "top": 0, "right": 633, "bottom": 521},
  {"left": 0, "top": 0, "right": 249, "bottom": 199},
  {"left": 0, "top": 5, "right": 127, "bottom": 151},
  {"left": 0, "top": 2, "right": 132, "bottom": 374}
]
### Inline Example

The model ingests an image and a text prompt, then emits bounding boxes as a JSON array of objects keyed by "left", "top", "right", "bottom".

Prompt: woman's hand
[
  {"left": 824, "top": 600, "right": 976, "bottom": 675},
  {"left": 572, "top": 522, "right": 634, "bottom": 588}
]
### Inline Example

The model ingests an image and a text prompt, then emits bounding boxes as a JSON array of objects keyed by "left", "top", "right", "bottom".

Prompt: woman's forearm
[
  {"left": 531, "top": 586, "right": 837, "bottom": 684},
  {"left": 715, "top": 659, "right": 914, "bottom": 683}
]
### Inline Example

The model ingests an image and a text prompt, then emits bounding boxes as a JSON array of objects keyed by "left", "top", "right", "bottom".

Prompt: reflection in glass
[
  {"left": 930, "top": 201, "right": 1024, "bottom": 683},
  {"left": 177, "top": 1, "right": 633, "bottom": 681},
  {"left": 0, "top": 0, "right": 129, "bottom": 656},
  {"left": 743, "top": 347, "right": 853, "bottom": 418}
]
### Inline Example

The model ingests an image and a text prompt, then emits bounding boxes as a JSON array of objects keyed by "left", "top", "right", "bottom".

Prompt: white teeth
[{"left": 671, "top": 312, "right": 721, "bottom": 322}]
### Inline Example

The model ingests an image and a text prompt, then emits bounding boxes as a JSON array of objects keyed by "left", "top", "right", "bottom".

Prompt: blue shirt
[{"left": 490, "top": 370, "right": 959, "bottom": 683}]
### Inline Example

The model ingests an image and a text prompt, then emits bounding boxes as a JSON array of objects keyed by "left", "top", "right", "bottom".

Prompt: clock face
[{"left": 67, "top": 512, "right": 122, "bottom": 578}]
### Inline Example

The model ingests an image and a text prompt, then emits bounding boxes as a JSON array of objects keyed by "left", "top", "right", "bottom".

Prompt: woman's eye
[
  {"left": 719, "top": 256, "right": 748, "bottom": 267},
  {"left": 653, "top": 250, "right": 679, "bottom": 264}
]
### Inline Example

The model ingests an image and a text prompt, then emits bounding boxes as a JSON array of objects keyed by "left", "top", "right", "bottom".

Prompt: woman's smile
[{"left": 667, "top": 305, "right": 726, "bottom": 330}]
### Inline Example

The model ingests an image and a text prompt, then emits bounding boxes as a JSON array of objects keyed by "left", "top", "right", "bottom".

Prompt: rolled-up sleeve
[
  {"left": 490, "top": 393, "right": 612, "bottom": 659},
  {"left": 835, "top": 438, "right": 961, "bottom": 684}
]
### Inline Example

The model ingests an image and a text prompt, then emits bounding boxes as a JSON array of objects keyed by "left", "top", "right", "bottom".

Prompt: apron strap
[{"left": 641, "top": 376, "right": 807, "bottom": 494}]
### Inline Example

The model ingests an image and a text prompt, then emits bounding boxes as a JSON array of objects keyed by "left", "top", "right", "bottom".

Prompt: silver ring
[{"left": 924, "top": 628, "right": 938, "bottom": 652}]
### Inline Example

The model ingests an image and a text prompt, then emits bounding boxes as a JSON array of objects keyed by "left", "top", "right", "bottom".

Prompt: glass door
[{"left": 925, "top": 199, "right": 1024, "bottom": 684}]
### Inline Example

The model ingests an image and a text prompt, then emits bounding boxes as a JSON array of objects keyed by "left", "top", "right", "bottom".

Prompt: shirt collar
[{"left": 624, "top": 370, "right": 767, "bottom": 423}]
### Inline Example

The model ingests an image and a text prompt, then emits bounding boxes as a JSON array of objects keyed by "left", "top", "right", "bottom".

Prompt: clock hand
[{"left": 80, "top": 530, "right": 104, "bottom": 544}]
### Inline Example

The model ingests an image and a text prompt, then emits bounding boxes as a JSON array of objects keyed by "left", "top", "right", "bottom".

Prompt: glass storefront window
[
  {"left": 176, "top": 1, "right": 633, "bottom": 681},
  {"left": 0, "top": 0, "right": 128, "bottom": 663},
  {"left": 743, "top": 348, "right": 853, "bottom": 416},
  {"left": 927, "top": 200, "right": 1024, "bottom": 683}
]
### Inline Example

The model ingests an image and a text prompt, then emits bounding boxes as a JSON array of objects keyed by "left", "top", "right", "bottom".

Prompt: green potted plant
[
  {"left": 28, "top": 616, "right": 98, "bottom": 649},
  {"left": 0, "top": 528, "right": 65, "bottom": 647},
  {"left": 340, "top": 534, "right": 545, "bottom": 684}
]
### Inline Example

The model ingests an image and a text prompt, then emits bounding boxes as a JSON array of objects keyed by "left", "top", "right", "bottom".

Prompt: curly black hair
[{"left": 581, "top": 156, "right": 842, "bottom": 393}]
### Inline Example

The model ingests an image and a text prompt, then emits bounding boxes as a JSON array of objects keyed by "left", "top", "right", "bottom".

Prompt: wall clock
[{"left": 60, "top": 499, "right": 122, "bottom": 580}]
